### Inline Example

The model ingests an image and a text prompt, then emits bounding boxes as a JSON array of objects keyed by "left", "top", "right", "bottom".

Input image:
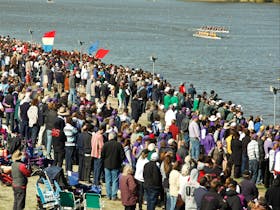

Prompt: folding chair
[
  {"left": 83, "top": 193, "right": 103, "bottom": 210},
  {"left": 59, "top": 191, "right": 81, "bottom": 210}
]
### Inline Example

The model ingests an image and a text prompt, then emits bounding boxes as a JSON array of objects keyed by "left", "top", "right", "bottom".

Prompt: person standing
[
  {"left": 119, "top": 165, "right": 138, "bottom": 210},
  {"left": 101, "top": 132, "right": 125, "bottom": 200},
  {"left": 64, "top": 116, "right": 78, "bottom": 173},
  {"left": 143, "top": 152, "right": 162, "bottom": 210},
  {"left": 11, "top": 150, "right": 32, "bottom": 210},
  {"left": 81, "top": 123, "right": 93, "bottom": 183},
  {"left": 52, "top": 119, "right": 66, "bottom": 168},
  {"left": 189, "top": 115, "right": 200, "bottom": 160},
  {"left": 44, "top": 102, "right": 57, "bottom": 159},
  {"left": 3, "top": 86, "right": 16, "bottom": 132},
  {"left": 247, "top": 134, "right": 259, "bottom": 183},
  {"left": 231, "top": 131, "right": 242, "bottom": 178},
  {"left": 27, "top": 98, "right": 39, "bottom": 147},
  {"left": 91, "top": 126, "right": 105, "bottom": 186}
]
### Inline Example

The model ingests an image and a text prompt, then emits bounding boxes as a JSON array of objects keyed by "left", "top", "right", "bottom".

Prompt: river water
[{"left": 0, "top": 0, "right": 279, "bottom": 123}]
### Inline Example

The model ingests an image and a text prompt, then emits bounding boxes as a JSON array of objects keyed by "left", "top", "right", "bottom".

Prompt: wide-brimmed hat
[
  {"left": 12, "top": 150, "right": 24, "bottom": 161},
  {"left": 242, "top": 170, "right": 251, "bottom": 178},
  {"left": 208, "top": 115, "right": 218, "bottom": 122},
  {"left": 223, "top": 123, "right": 230, "bottom": 129},
  {"left": 57, "top": 106, "right": 70, "bottom": 116}
]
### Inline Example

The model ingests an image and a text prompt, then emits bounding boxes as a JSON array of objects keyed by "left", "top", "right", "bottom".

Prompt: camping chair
[
  {"left": 59, "top": 191, "right": 81, "bottom": 210},
  {"left": 83, "top": 193, "right": 103, "bottom": 210}
]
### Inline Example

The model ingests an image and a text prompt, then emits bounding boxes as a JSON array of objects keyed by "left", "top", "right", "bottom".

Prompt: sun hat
[
  {"left": 223, "top": 123, "right": 230, "bottom": 129},
  {"left": 148, "top": 143, "right": 156, "bottom": 151},
  {"left": 12, "top": 150, "right": 24, "bottom": 162},
  {"left": 150, "top": 152, "right": 159, "bottom": 161},
  {"left": 168, "top": 138, "right": 175, "bottom": 145},
  {"left": 208, "top": 115, "right": 218, "bottom": 122},
  {"left": 242, "top": 170, "right": 251, "bottom": 178}
]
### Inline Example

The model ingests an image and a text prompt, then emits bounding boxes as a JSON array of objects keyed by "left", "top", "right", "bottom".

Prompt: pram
[
  {"left": 33, "top": 166, "right": 68, "bottom": 210},
  {"left": 0, "top": 150, "right": 12, "bottom": 186}
]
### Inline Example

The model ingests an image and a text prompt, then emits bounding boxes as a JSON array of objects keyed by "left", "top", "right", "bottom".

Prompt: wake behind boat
[{"left": 193, "top": 31, "right": 221, "bottom": 40}]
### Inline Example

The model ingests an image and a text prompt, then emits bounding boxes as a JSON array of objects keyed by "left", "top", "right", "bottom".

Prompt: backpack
[{"left": 152, "top": 121, "right": 160, "bottom": 136}]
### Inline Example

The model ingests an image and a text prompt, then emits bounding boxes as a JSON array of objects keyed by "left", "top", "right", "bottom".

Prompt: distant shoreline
[{"left": 180, "top": 0, "right": 280, "bottom": 3}]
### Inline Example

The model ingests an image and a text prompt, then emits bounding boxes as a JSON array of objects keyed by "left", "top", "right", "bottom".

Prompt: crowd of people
[{"left": 0, "top": 35, "right": 280, "bottom": 210}]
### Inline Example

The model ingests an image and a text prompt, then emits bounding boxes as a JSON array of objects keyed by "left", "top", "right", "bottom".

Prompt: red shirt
[{"left": 169, "top": 124, "right": 179, "bottom": 140}]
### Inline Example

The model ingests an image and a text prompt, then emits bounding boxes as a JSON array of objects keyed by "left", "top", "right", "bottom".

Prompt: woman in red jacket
[{"left": 119, "top": 165, "right": 138, "bottom": 210}]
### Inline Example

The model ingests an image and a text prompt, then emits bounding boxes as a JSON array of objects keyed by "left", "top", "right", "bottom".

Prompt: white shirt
[
  {"left": 134, "top": 157, "right": 149, "bottom": 182},
  {"left": 165, "top": 109, "right": 176, "bottom": 127},
  {"left": 274, "top": 151, "right": 280, "bottom": 173}
]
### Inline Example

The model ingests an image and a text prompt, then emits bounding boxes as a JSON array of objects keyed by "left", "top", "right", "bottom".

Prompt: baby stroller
[
  {"left": 0, "top": 148, "right": 12, "bottom": 186},
  {"left": 34, "top": 166, "right": 68, "bottom": 210},
  {"left": 0, "top": 156, "right": 12, "bottom": 186},
  {"left": 24, "top": 139, "right": 49, "bottom": 170}
]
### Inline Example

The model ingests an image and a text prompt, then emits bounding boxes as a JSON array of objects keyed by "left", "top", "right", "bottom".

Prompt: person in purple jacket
[{"left": 201, "top": 127, "right": 215, "bottom": 155}]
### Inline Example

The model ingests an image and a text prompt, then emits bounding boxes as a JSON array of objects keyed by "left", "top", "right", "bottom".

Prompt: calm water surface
[{"left": 0, "top": 0, "right": 279, "bottom": 123}]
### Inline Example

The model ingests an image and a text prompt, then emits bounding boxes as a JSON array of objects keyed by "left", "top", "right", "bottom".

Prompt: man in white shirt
[
  {"left": 165, "top": 105, "right": 176, "bottom": 127},
  {"left": 247, "top": 134, "right": 259, "bottom": 183},
  {"left": 189, "top": 115, "right": 200, "bottom": 160}
]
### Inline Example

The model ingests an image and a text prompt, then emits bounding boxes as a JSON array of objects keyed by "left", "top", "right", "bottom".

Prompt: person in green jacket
[{"left": 163, "top": 88, "right": 172, "bottom": 110}]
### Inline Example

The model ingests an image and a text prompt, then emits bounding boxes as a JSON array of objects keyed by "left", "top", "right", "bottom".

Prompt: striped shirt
[
  {"left": 247, "top": 140, "right": 259, "bottom": 161},
  {"left": 64, "top": 123, "right": 78, "bottom": 146}
]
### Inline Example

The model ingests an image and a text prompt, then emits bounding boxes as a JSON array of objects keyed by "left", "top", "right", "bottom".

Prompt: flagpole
[
  {"left": 150, "top": 56, "right": 157, "bottom": 83},
  {"left": 29, "top": 29, "right": 34, "bottom": 43},
  {"left": 79, "top": 41, "right": 85, "bottom": 63}
]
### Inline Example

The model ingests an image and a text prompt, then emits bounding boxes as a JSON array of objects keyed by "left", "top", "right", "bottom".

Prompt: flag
[
  {"left": 95, "top": 48, "right": 109, "bottom": 59},
  {"left": 42, "top": 30, "right": 56, "bottom": 52},
  {"left": 88, "top": 40, "right": 99, "bottom": 55}
]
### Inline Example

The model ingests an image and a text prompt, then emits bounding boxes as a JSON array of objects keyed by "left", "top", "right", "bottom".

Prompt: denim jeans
[
  {"left": 145, "top": 187, "right": 160, "bottom": 210},
  {"left": 170, "top": 195, "right": 178, "bottom": 210},
  {"left": 241, "top": 153, "right": 249, "bottom": 174},
  {"left": 68, "top": 88, "right": 77, "bottom": 105},
  {"left": 65, "top": 146, "right": 75, "bottom": 172},
  {"left": 20, "top": 120, "right": 29, "bottom": 140},
  {"left": 6, "top": 112, "right": 14, "bottom": 132},
  {"left": 93, "top": 158, "right": 103, "bottom": 186},
  {"left": 104, "top": 168, "right": 119, "bottom": 199},
  {"left": 136, "top": 180, "right": 146, "bottom": 210},
  {"left": 249, "top": 159, "right": 258, "bottom": 183},
  {"left": 30, "top": 125, "right": 38, "bottom": 146},
  {"left": 190, "top": 137, "right": 200, "bottom": 160},
  {"left": 165, "top": 191, "right": 171, "bottom": 210},
  {"left": 184, "top": 132, "right": 190, "bottom": 146},
  {"left": 46, "top": 129, "right": 52, "bottom": 157}
]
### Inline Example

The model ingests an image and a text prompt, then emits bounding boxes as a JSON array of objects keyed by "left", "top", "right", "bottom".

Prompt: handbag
[{"left": 176, "top": 194, "right": 185, "bottom": 208}]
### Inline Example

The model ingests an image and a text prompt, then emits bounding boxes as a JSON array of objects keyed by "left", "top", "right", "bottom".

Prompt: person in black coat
[
  {"left": 101, "top": 132, "right": 125, "bottom": 200},
  {"left": 52, "top": 120, "right": 66, "bottom": 167},
  {"left": 240, "top": 170, "right": 259, "bottom": 203},
  {"left": 231, "top": 131, "right": 242, "bottom": 178},
  {"left": 143, "top": 152, "right": 162, "bottom": 210},
  {"left": 241, "top": 129, "right": 251, "bottom": 173},
  {"left": 77, "top": 123, "right": 92, "bottom": 181},
  {"left": 131, "top": 95, "right": 141, "bottom": 123},
  {"left": 265, "top": 176, "right": 280, "bottom": 210},
  {"left": 225, "top": 180, "right": 243, "bottom": 210}
]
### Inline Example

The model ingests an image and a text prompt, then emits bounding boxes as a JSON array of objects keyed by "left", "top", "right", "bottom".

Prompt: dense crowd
[{"left": 0, "top": 35, "right": 279, "bottom": 210}]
